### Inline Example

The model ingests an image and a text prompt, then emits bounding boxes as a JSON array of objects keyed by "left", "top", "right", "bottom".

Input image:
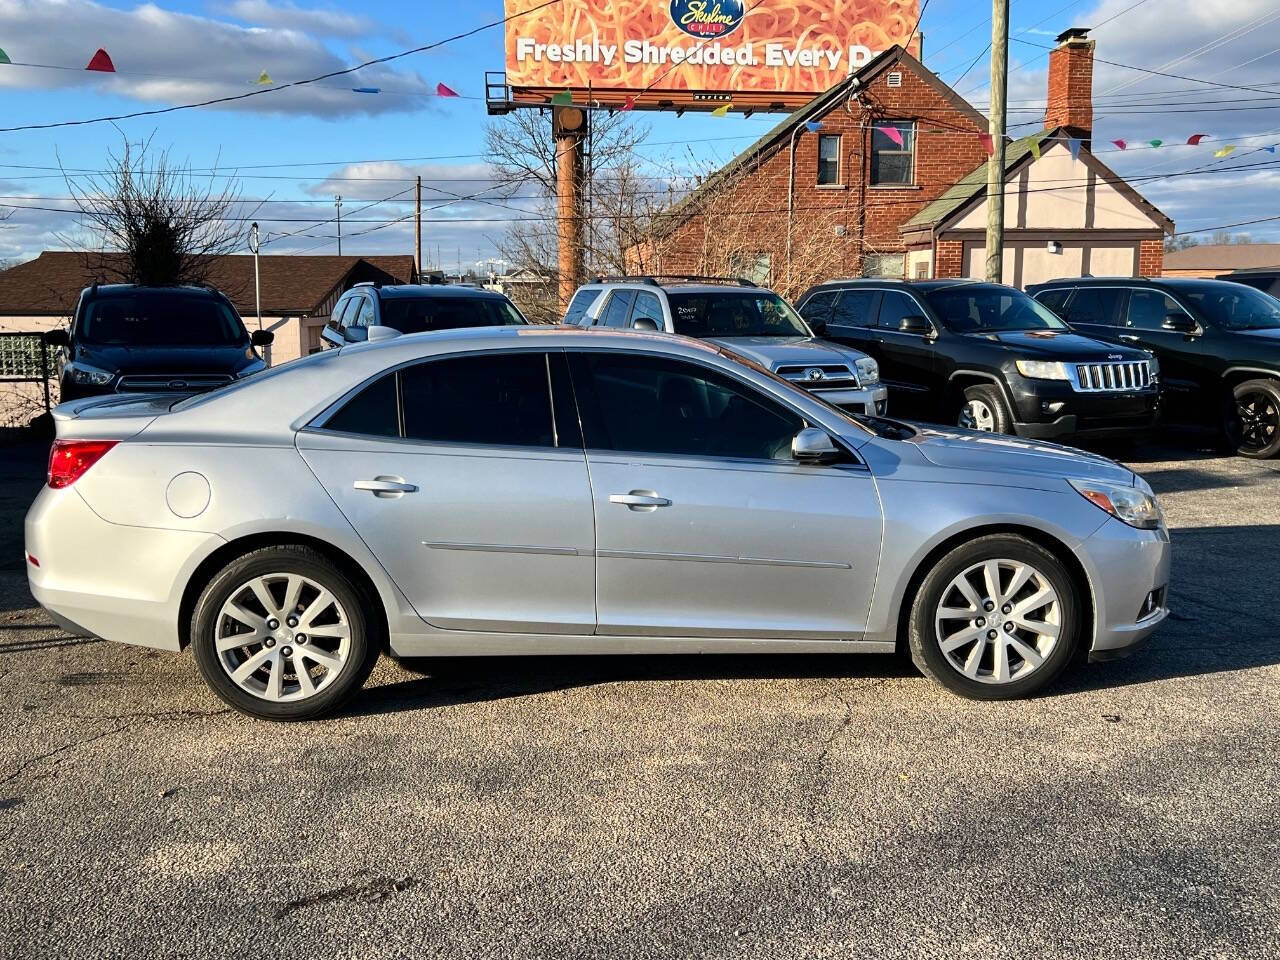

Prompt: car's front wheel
[
  {"left": 191, "top": 545, "right": 379, "bottom": 720},
  {"left": 908, "top": 534, "right": 1081, "bottom": 700},
  {"left": 958, "top": 384, "right": 1013, "bottom": 434},
  {"left": 1232, "top": 378, "right": 1280, "bottom": 459}
]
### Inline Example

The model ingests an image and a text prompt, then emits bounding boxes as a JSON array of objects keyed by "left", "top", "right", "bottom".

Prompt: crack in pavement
[{"left": 275, "top": 875, "right": 417, "bottom": 919}]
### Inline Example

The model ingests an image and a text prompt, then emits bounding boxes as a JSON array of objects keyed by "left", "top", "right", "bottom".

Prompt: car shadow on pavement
[{"left": 349, "top": 523, "right": 1280, "bottom": 714}]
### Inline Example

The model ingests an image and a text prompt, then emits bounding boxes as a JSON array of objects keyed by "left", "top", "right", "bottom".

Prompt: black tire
[
  {"left": 191, "top": 545, "right": 379, "bottom": 721},
  {"left": 907, "top": 534, "right": 1081, "bottom": 700},
  {"left": 959, "top": 384, "right": 1013, "bottom": 434},
  {"left": 1232, "top": 378, "right": 1280, "bottom": 459}
]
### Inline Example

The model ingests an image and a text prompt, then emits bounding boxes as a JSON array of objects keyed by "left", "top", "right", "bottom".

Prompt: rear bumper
[{"left": 25, "top": 485, "right": 222, "bottom": 652}]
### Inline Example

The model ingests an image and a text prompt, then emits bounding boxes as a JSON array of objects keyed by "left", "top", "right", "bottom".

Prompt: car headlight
[
  {"left": 66, "top": 361, "right": 115, "bottom": 386},
  {"left": 1069, "top": 478, "right": 1164, "bottom": 530},
  {"left": 854, "top": 357, "right": 879, "bottom": 385},
  {"left": 1015, "top": 359, "right": 1069, "bottom": 380},
  {"left": 1146, "top": 354, "right": 1160, "bottom": 381}
]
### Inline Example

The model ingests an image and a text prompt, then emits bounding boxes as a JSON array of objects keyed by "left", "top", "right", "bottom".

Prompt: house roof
[
  {"left": 1163, "top": 243, "right": 1280, "bottom": 271},
  {"left": 646, "top": 45, "right": 984, "bottom": 241},
  {"left": 0, "top": 251, "right": 416, "bottom": 316},
  {"left": 903, "top": 129, "right": 1174, "bottom": 235}
]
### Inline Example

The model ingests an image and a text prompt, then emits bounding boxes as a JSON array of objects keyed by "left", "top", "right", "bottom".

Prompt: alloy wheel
[
  {"left": 1237, "top": 389, "right": 1280, "bottom": 454},
  {"left": 959, "top": 399, "right": 996, "bottom": 432},
  {"left": 934, "top": 559, "right": 1061, "bottom": 684},
  {"left": 215, "top": 572, "right": 352, "bottom": 702}
]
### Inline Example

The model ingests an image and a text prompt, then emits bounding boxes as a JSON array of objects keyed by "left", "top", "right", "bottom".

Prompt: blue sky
[{"left": 2, "top": 0, "right": 1279, "bottom": 267}]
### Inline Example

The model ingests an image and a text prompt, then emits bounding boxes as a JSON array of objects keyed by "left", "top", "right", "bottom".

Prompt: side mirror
[
  {"left": 366, "top": 325, "right": 401, "bottom": 342},
  {"left": 320, "top": 325, "right": 346, "bottom": 350},
  {"left": 807, "top": 317, "right": 828, "bottom": 336},
  {"left": 1162, "top": 312, "right": 1198, "bottom": 334},
  {"left": 632, "top": 317, "right": 659, "bottom": 332},
  {"left": 792, "top": 427, "right": 842, "bottom": 464},
  {"left": 44, "top": 328, "right": 69, "bottom": 348},
  {"left": 250, "top": 329, "right": 274, "bottom": 347},
  {"left": 899, "top": 315, "right": 932, "bottom": 336}
]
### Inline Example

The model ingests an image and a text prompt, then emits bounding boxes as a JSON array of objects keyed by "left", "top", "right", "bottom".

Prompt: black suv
[
  {"left": 323, "top": 283, "right": 527, "bottom": 347},
  {"left": 1029, "top": 277, "right": 1280, "bottom": 458},
  {"left": 47, "top": 284, "right": 273, "bottom": 402},
  {"left": 795, "top": 279, "right": 1159, "bottom": 441}
]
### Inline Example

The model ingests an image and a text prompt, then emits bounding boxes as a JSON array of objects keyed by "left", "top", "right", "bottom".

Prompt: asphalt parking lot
[{"left": 1, "top": 435, "right": 1278, "bottom": 959}]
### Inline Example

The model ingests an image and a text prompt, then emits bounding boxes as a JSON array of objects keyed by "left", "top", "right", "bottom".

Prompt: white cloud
[
  {"left": 0, "top": 0, "right": 432, "bottom": 117},
  {"left": 214, "top": 0, "right": 377, "bottom": 36}
]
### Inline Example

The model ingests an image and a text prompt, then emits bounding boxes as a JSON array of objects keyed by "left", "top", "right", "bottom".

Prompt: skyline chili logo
[{"left": 669, "top": 0, "right": 745, "bottom": 39}]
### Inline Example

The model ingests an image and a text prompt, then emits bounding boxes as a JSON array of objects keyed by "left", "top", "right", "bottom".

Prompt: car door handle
[
  {"left": 354, "top": 477, "right": 418, "bottom": 496},
  {"left": 1118, "top": 334, "right": 1140, "bottom": 342},
  {"left": 609, "top": 491, "right": 671, "bottom": 510}
]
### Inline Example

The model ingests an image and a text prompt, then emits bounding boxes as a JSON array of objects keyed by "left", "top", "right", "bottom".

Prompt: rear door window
[
  {"left": 563, "top": 288, "right": 599, "bottom": 326},
  {"left": 400, "top": 353, "right": 555, "bottom": 448},
  {"left": 599, "top": 291, "right": 637, "bottom": 328},
  {"left": 1064, "top": 288, "right": 1126, "bottom": 326},
  {"left": 829, "top": 290, "right": 880, "bottom": 329},
  {"left": 322, "top": 372, "right": 400, "bottom": 438}
]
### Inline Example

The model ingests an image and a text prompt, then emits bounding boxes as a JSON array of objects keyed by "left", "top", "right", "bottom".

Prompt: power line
[{"left": 0, "top": 0, "right": 563, "bottom": 134}]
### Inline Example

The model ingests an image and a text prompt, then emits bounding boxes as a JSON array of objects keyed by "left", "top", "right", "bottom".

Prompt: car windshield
[
  {"left": 924, "top": 286, "right": 1069, "bottom": 333},
  {"left": 77, "top": 293, "right": 247, "bottom": 346},
  {"left": 1178, "top": 282, "right": 1280, "bottom": 331},
  {"left": 666, "top": 291, "right": 811, "bottom": 338},
  {"left": 378, "top": 295, "right": 526, "bottom": 333}
]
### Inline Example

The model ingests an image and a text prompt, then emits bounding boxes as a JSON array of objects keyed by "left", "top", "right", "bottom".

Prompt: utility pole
[
  {"left": 985, "top": 0, "right": 1009, "bottom": 282},
  {"left": 553, "top": 106, "right": 587, "bottom": 314},
  {"left": 335, "top": 194, "right": 343, "bottom": 255},
  {"left": 415, "top": 176, "right": 422, "bottom": 280}
]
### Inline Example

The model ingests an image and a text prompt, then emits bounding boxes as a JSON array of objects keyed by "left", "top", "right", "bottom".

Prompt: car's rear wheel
[
  {"left": 908, "top": 534, "right": 1081, "bottom": 700},
  {"left": 958, "top": 384, "right": 1012, "bottom": 434},
  {"left": 191, "top": 546, "right": 379, "bottom": 720},
  {"left": 1232, "top": 379, "right": 1280, "bottom": 459}
]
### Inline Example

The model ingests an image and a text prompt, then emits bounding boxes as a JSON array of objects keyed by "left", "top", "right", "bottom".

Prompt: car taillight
[{"left": 47, "top": 439, "right": 118, "bottom": 489}]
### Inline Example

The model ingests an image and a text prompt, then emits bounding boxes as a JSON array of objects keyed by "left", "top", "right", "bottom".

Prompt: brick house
[{"left": 627, "top": 29, "right": 1172, "bottom": 295}]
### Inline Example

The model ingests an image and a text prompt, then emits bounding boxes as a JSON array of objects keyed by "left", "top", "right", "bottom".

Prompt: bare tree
[
  {"left": 484, "top": 110, "right": 658, "bottom": 321},
  {"left": 61, "top": 134, "right": 256, "bottom": 287}
]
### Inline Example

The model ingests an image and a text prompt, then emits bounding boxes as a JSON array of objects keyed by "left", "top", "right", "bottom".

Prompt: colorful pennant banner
[{"left": 85, "top": 48, "right": 115, "bottom": 72}]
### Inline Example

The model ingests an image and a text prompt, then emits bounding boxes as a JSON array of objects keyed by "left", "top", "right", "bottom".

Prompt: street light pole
[
  {"left": 335, "top": 194, "right": 343, "bottom": 255},
  {"left": 249, "top": 221, "right": 269, "bottom": 367}
]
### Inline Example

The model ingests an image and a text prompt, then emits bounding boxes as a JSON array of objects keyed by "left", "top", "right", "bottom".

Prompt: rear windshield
[
  {"left": 77, "top": 293, "right": 247, "bottom": 346},
  {"left": 666, "top": 291, "right": 810, "bottom": 338},
  {"left": 378, "top": 295, "right": 527, "bottom": 333}
]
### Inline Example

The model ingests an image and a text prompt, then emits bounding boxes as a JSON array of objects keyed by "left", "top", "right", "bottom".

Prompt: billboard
[{"left": 503, "top": 0, "right": 921, "bottom": 109}]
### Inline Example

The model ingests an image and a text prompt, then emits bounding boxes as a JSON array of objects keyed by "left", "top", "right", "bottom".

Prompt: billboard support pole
[{"left": 554, "top": 106, "right": 587, "bottom": 314}]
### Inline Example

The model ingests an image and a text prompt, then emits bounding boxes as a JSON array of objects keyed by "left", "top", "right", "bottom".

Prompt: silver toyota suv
[{"left": 565, "top": 276, "right": 889, "bottom": 415}]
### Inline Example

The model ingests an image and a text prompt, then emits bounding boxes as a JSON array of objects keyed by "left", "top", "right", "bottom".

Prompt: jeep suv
[
  {"left": 1029, "top": 276, "right": 1280, "bottom": 458},
  {"left": 565, "top": 276, "right": 889, "bottom": 416},
  {"left": 323, "top": 283, "right": 527, "bottom": 347},
  {"left": 795, "top": 279, "right": 1159, "bottom": 440},
  {"left": 46, "top": 283, "right": 274, "bottom": 402}
]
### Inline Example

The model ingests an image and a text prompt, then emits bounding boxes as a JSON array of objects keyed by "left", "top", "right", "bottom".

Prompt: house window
[
  {"left": 817, "top": 135, "right": 841, "bottom": 186},
  {"left": 862, "top": 254, "right": 905, "bottom": 278},
  {"left": 729, "top": 252, "right": 772, "bottom": 286},
  {"left": 871, "top": 121, "right": 915, "bottom": 186}
]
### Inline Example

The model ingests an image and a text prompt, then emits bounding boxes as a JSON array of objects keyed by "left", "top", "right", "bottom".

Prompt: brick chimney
[{"left": 1044, "top": 27, "right": 1094, "bottom": 143}]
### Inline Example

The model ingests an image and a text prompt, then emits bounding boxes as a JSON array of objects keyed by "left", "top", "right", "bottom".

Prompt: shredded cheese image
[{"left": 504, "top": 0, "right": 920, "bottom": 96}]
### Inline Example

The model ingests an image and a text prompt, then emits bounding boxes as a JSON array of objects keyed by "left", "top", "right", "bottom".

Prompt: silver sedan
[{"left": 25, "top": 327, "right": 1170, "bottom": 719}]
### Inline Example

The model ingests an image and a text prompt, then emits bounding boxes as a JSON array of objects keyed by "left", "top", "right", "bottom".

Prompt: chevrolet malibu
[{"left": 25, "top": 327, "right": 1171, "bottom": 720}]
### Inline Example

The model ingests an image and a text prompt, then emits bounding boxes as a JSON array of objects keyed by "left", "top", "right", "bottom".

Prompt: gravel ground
[{"left": 1, "top": 435, "right": 1278, "bottom": 959}]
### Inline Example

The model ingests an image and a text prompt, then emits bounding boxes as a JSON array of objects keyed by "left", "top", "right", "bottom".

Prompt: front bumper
[
  {"left": 809, "top": 383, "right": 889, "bottom": 416},
  {"left": 1007, "top": 376, "right": 1159, "bottom": 440},
  {"left": 1075, "top": 516, "right": 1172, "bottom": 660}
]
